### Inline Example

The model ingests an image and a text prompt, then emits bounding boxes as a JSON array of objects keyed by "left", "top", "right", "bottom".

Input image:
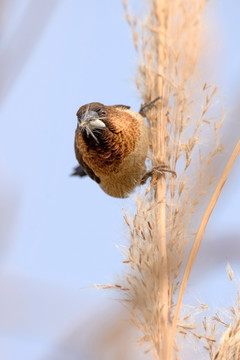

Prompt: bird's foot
[
  {"left": 141, "top": 164, "right": 176, "bottom": 185},
  {"left": 139, "top": 96, "right": 162, "bottom": 117}
]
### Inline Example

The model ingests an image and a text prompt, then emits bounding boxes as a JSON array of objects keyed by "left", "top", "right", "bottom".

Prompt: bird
[{"left": 72, "top": 100, "right": 175, "bottom": 198}]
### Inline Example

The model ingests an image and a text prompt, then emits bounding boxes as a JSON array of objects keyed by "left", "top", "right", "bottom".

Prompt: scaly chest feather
[{"left": 75, "top": 111, "right": 140, "bottom": 176}]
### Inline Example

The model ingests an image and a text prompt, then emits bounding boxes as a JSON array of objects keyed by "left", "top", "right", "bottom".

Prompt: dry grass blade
[{"left": 171, "top": 139, "right": 240, "bottom": 352}]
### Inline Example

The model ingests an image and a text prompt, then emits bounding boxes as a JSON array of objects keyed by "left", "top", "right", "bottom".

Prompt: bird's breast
[
  {"left": 75, "top": 108, "right": 149, "bottom": 197},
  {"left": 75, "top": 111, "right": 141, "bottom": 176}
]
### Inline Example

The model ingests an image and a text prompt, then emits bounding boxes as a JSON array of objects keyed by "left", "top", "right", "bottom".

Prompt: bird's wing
[{"left": 73, "top": 149, "right": 101, "bottom": 184}]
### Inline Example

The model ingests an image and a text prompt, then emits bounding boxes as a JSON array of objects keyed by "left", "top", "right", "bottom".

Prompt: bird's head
[{"left": 76, "top": 102, "right": 108, "bottom": 143}]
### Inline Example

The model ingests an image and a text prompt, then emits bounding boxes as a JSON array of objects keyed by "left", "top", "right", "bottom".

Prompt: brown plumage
[{"left": 74, "top": 102, "right": 149, "bottom": 198}]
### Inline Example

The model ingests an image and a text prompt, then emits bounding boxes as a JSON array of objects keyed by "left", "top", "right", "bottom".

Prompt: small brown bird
[{"left": 73, "top": 100, "right": 174, "bottom": 198}]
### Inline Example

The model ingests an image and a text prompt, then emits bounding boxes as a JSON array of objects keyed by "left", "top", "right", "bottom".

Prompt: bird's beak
[
  {"left": 78, "top": 110, "right": 106, "bottom": 130},
  {"left": 80, "top": 110, "right": 99, "bottom": 124},
  {"left": 77, "top": 109, "right": 106, "bottom": 143}
]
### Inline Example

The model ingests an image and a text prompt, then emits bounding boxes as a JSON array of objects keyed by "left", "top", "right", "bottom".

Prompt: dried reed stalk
[{"left": 103, "top": 1, "right": 240, "bottom": 359}]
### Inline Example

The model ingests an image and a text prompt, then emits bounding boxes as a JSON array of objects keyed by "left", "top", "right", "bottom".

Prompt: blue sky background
[{"left": 0, "top": 1, "right": 239, "bottom": 359}]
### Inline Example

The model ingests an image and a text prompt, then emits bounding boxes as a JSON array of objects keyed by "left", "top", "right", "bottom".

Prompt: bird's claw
[
  {"left": 139, "top": 96, "right": 162, "bottom": 117},
  {"left": 141, "top": 164, "right": 176, "bottom": 185}
]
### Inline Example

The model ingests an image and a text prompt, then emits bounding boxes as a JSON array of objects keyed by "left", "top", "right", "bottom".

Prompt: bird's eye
[{"left": 98, "top": 108, "right": 107, "bottom": 116}]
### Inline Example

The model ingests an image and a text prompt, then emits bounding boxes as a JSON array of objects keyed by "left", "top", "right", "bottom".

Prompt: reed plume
[
  {"left": 100, "top": 1, "right": 240, "bottom": 359},
  {"left": 212, "top": 296, "right": 240, "bottom": 360}
]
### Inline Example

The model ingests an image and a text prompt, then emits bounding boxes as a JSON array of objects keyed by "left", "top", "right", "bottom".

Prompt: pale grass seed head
[
  {"left": 201, "top": 295, "right": 240, "bottom": 360},
  {"left": 108, "top": 1, "right": 226, "bottom": 359},
  {"left": 213, "top": 301, "right": 240, "bottom": 360}
]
